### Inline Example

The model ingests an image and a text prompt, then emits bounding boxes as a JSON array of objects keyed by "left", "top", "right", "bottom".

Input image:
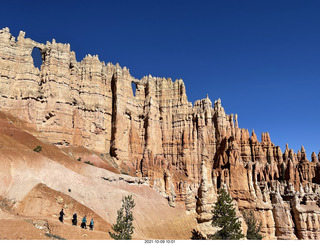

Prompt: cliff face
[{"left": 1, "top": 27, "right": 320, "bottom": 240}]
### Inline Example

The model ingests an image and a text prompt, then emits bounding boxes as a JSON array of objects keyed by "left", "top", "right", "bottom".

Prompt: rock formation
[{"left": 0, "top": 27, "right": 320, "bottom": 239}]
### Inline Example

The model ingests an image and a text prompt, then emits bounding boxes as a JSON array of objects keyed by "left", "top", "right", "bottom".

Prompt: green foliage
[
  {"left": 120, "top": 170, "right": 129, "bottom": 175},
  {"left": 33, "top": 145, "right": 42, "bottom": 152},
  {"left": 109, "top": 195, "right": 135, "bottom": 240},
  {"left": 191, "top": 229, "right": 206, "bottom": 240},
  {"left": 77, "top": 157, "right": 81, "bottom": 161},
  {"left": 243, "top": 210, "right": 263, "bottom": 240},
  {"left": 84, "top": 161, "right": 93, "bottom": 166},
  {"left": 72, "top": 98, "right": 78, "bottom": 105},
  {"left": 210, "top": 188, "right": 244, "bottom": 240}
]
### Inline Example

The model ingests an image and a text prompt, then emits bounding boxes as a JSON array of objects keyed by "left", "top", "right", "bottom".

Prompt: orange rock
[{"left": 1, "top": 27, "right": 320, "bottom": 240}]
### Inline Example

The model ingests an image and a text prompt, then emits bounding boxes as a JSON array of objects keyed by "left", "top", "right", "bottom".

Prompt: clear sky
[{"left": 1, "top": 0, "right": 319, "bottom": 159}]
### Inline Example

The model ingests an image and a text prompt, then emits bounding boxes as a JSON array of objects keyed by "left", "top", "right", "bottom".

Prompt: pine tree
[
  {"left": 191, "top": 229, "right": 206, "bottom": 240},
  {"left": 109, "top": 195, "right": 135, "bottom": 240},
  {"left": 209, "top": 188, "right": 244, "bottom": 240},
  {"left": 243, "top": 210, "right": 263, "bottom": 240}
]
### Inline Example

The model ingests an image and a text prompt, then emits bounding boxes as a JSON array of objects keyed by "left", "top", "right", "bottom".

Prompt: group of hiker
[{"left": 59, "top": 209, "right": 94, "bottom": 230}]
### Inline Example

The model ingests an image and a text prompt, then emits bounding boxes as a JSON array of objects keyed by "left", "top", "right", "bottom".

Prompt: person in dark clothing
[
  {"left": 89, "top": 218, "right": 94, "bottom": 230},
  {"left": 59, "top": 209, "right": 65, "bottom": 223},
  {"left": 81, "top": 215, "right": 87, "bottom": 229},
  {"left": 72, "top": 212, "right": 77, "bottom": 226}
]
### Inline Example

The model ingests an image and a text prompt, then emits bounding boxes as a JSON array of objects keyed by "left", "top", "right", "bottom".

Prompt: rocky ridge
[{"left": 0, "top": 27, "right": 320, "bottom": 239}]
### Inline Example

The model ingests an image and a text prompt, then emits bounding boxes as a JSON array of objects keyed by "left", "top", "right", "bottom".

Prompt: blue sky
[{"left": 1, "top": 0, "right": 319, "bottom": 159}]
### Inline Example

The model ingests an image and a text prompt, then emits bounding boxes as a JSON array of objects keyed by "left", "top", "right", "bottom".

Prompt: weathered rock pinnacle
[{"left": 0, "top": 28, "right": 319, "bottom": 240}]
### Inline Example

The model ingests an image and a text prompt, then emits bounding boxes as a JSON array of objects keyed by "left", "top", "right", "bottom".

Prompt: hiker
[
  {"left": 89, "top": 218, "right": 94, "bottom": 231},
  {"left": 81, "top": 215, "right": 87, "bottom": 229},
  {"left": 72, "top": 212, "right": 77, "bottom": 226},
  {"left": 59, "top": 209, "right": 65, "bottom": 223}
]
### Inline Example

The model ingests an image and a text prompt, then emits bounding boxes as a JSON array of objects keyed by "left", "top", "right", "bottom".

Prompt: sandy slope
[{"left": 0, "top": 111, "right": 197, "bottom": 240}]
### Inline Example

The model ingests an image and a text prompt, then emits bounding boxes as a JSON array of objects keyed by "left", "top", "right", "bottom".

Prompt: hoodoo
[{"left": 0, "top": 27, "right": 320, "bottom": 239}]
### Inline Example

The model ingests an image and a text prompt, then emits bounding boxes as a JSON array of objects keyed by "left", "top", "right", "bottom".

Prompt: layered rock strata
[{"left": 1, "top": 27, "right": 320, "bottom": 239}]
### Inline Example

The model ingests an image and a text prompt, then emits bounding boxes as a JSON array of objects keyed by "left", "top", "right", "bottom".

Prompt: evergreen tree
[
  {"left": 210, "top": 188, "right": 244, "bottom": 240},
  {"left": 191, "top": 229, "right": 206, "bottom": 240},
  {"left": 243, "top": 210, "right": 263, "bottom": 240},
  {"left": 109, "top": 195, "right": 135, "bottom": 240}
]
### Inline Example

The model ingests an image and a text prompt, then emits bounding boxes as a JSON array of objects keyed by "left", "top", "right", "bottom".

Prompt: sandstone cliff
[
  {"left": 0, "top": 27, "right": 320, "bottom": 239},
  {"left": 0, "top": 110, "right": 197, "bottom": 240}
]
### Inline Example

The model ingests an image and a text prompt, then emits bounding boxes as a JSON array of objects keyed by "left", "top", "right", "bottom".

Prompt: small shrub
[
  {"left": 77, "top": 157, "right": 81, "bottom": 161},
  {"left": 84, "top": 161, "right": 93, "bottom": 166},
  {"left": 72, "top": 98, "right": 78, "bottom": 105},
  {"left": 33, "top": 145, "right": 42, "bottom": 152},
  {"left": 44, "top": 233, "right": 66, "bottom": 240}
]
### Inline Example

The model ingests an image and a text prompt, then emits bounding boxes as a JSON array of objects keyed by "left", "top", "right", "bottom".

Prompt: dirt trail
[{"left": 0, "top": 111, "right": 197, "bottom": 240}]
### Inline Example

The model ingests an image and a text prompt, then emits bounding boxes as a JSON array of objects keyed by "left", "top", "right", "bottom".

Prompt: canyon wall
[{"left": 1, "top": 27, "right": 320, "bottom": 239}]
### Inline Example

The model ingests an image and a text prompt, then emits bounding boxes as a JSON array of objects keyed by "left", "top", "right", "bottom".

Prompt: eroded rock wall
[{"left": 1, "top": 27, "right": 320, "bottom": 239}]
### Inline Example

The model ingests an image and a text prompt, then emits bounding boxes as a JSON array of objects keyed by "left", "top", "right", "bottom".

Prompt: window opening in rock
[
  {"left": 132, "top": 82, "right": 137, "bottom": 97},
  {"left": 217, "top": 175, "right": 221, "bottom": 189},
  {"left": 31, "top": 47, "right": 43, "bottom": 69}
]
